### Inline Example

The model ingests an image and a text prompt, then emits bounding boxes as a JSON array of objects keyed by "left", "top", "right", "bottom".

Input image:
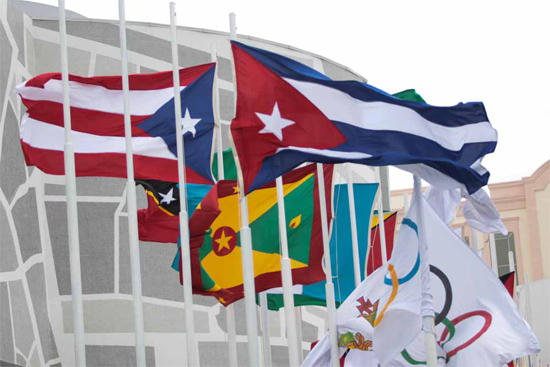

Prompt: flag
[
  {"left": 137, "top": 148, "right": 239, "bottom": 244},
  {"left": 366, "top": 211, "right": 397, "bottom": 276},
  {"left": 136, "top": 180, "right": 212, "bottom": 243},
  {"left": 263, "top": 191, "right": 399, "bottom": 311},
  {"left": 178, "top": 163, "right": 334, "bottom": 306},
  {"left": 212, "top": 148, "right": 238, "bottom": 180},
  {"left": 230, "top": 41, "right": 497, "bottom": 195},
  {"left": 303, "top": 191, "right": 539, "bottom": 367},
  {"left": 16, "top": 64, "right": 216, "bottom": 184}
]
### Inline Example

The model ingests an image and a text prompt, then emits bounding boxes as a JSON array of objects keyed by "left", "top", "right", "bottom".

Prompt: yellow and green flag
[{"left": 177, "top": 163, "right": 334, "bottom": 306}]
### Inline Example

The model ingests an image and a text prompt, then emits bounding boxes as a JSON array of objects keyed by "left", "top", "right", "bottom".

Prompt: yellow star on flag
[
  {"left": 215, "top": 230, "right": 233, "bottom": 252},
  {"left": 232, "top": 186, "right": 240, "bottom": 194}
]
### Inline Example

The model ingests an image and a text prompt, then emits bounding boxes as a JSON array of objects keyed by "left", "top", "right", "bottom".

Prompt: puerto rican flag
[
  {"left": 230, "top": 41, "right": 498, "bottom": 194},
  {"left": 16, "top": 63, "right": 216, "bottom": 184}
]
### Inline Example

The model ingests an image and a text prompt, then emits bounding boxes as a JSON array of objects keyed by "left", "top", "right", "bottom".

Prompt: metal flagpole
[
  {"left": 58, "top": 1, "right": 86, "bottom": 364},
  {"left": 345, "top": 164, "right": 361, "bottom": 288},
  {"left": 295, "top": 307, "right": 303, "bottom": 364},
  {"left": 211, "top": 43, "right": 238, "bottom": 367},
  {"left": 316, "top": 163, "right": 339, "bottom": 367},
  {"left": 259, "top": 292, "right": 273, "bottom": 367},
  {"left": 489, "top": 233, "right": 499, "bottom": 275},
  {"left": 169, "top": 3, "right": 199, "bottom": 366},
  {"left": 275, "top": 176, "right": 300, "bottom": 366},
  {"left": 117, "top": 1, "right": 146, "bottom": 365},
  {"left": 229, "top": 13, "right": 261, "bottom": 367},
  {"left": 413, "top": 176, "right": 438, "bottom": 367},
  {"left": 375, "top": 167, "right": 388, "bottom": 265}
]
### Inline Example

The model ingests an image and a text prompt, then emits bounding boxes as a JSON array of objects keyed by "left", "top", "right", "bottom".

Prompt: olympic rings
[
  {"left": 440, "top": 310, "right": 492, "bottom": 358},
  {"left": 430, "top": 265, "right": 453, "bottom": 326}
]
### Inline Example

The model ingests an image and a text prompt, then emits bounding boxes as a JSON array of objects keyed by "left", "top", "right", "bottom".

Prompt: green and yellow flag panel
[{"left": 178, "top": 163, "right": 334, "bottom": 306}]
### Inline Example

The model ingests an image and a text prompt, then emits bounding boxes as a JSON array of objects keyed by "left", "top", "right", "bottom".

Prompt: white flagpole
[
  {"left": 375, "top": 167, "right": 388, "bottom": 265},
  {"left": 316, "top": 163, "right": 339, "bottom": 367},
  {"left": 211, "top": 43, "right": 238, "bottom": 367},
  {"left": 276, "top": 176, "right": 300, "bottom": 366},
  {"left": 295, "top": 307, "right": 303, "bottom": 364},
  {"left": 345, "top": 164, "right": 361, "bottom": 288},
  {"left": 413, "top": 175, "right": 438, "bottom": 367},
  {"left": 229, "top": 13, "right": 261, "bottom": 367},
  {"left": 58, "top": 1, "right": 86, "bottom": 365},
  {"left": 169, "top": 4, "right": 199, "bottom": 366},
  {"left": 117, "top": 1, "right": 146, "bottom": 365},
  {"left": 259, "top": 292, "right": 273, "bottom": 367}
]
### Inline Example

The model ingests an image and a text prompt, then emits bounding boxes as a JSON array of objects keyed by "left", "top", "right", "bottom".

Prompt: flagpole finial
[{"left": 229, "top": 13, "right": 237, "bottom": 40}]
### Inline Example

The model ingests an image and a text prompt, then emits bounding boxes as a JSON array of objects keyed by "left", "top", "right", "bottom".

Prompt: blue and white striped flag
[{"left": 230, "top": 41, "right": 498, "bottom": 195}]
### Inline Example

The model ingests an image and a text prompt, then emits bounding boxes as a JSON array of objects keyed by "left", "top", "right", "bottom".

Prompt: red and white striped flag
[{"left": 16, "top": 64, "right": 216, "bottom": 184}]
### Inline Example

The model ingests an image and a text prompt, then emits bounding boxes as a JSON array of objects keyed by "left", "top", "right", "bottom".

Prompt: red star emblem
[{"left": 356, "top": 296, "right": 374, "bottom": 315}]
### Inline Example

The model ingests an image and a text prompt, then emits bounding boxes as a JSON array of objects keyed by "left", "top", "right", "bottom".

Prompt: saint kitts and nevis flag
[
  {"left": 16, "top": 64, "right": 217, "bottom": 184},
  {"left": 230, "top": 41, "right": 498, "bottom": 196},
  {"left": 176, "top": 163, "right": 334, "bottom": 306},
  {"left": 136, "top": 149, "right": 237, "bottom": 243}
]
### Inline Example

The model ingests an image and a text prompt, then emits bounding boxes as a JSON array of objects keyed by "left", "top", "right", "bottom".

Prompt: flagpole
[
  {"left": 276, "top": 176, "right": 300, "bottom": 366},
  {"left": 375, "top": 167, "right": 388, "bottom": 265},
  {"left": 316, "top": 163, "right": 340, "bottom": 367},
  {"left": 169, "top": 4, "right": 199, "bottom": 366},
  {"left": 413, "top": 175, "right": 438, "bottom": 367},
  {"left": 295, "top": 307, "right": 303, "bottom": 364},
  {"left": 229, "top": 13, "right": 262, "bottom": 367},
  {"left": 118, "top": 1, "right": 146, "bottom": 365},
  {"left": 259, "top": 292, "right": 273, "bottom": 367},
  {"left": 211, "top": 43, "right": 238, "bottom": 367},
  {"left": 58, "top": 1, "right": 86, "bottom": 365},
  {"left": 345, "top": 164, "right": 361, "bottom": 287}
]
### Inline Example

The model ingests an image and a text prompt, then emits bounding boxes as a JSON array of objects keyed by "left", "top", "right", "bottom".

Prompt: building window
[{"left": 495, "top": 232, "right": 517, "bottom": 278}]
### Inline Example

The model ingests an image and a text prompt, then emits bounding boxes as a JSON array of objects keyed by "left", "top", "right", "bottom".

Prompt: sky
[{"left": 32, "top": 0, "right": 550, "bottom": 190}]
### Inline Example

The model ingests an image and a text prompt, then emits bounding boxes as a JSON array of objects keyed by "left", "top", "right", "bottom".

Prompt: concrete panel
[
  {"left": 85, "top": 345, "right": 155, "bottom": 367},
  {"left": 321, "top": 59, "right": 365, "bottom": 82},
  {"left": 62, "top": 299, "right": 209, "bottom": 333},
  {"left": 34, "top": 20, "right": 210, "bottom": 68},
  {"left": 9, "top": 281, "right": 33, "bottom": 358},
  {"left": 0, "top": 105, "right": 26, "bottom": 203},
  {"left": 26, "top": 264, "right": 58, "bottom": 362},
  {"left": 33, "top": 39, "right": 90, "bottom": 76},
  {"left": 0, "top": 283, "right": 15, "bottom": 364},
  {"left": 216, "top": 56, "right": 233, "bottom": 82},
  {"left": 93, "top": 54, "right": 136, "bottom": 76},
  {"left": 218, "top": 89, "right": 234, "bottom": 123},
  {"left": 47, "top": 202, "right": 116, "bottom": 295},
  {"left": 6, "top": 2, "right": 25, "bottom": 64},
  {"left": 25, "top": 29, "right": 35, "bottom": 75},
  {"left": 140, "top": 66, "right": 158, "bottom": 74},
  {"left": 0, "top": 17, "right": 12, "bottom": 109},
  {"left": 12, "top": 188, "right": 41, "bottom": 263},
  {"left": 44, "top": 177, "right": 126, "bottom": 197},
  {"left": 119, "top": 217, "right": 183, "bottom": 302},
  {"left": 0, "top": 203, "right": 17, "bottom": 272}
]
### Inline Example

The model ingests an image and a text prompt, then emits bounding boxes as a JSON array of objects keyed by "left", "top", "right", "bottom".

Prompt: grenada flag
[{"left": 179, "top": 163, "right": 334, "bottom": 306}]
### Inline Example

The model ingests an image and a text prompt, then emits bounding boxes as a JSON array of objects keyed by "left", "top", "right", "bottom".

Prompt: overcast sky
[{"left": 33, "top": 0, "right": 550, "bottom": 190}]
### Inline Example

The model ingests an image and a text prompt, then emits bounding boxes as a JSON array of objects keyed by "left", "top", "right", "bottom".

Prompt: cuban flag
[
  {"left": 16, "top": 63, "right": 216, "bottom": 184},
  {"left": 230, "top": 42, "right": 498, "bottom": 194}
]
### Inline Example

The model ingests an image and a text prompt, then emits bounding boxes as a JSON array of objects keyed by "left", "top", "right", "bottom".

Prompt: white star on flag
[
  {"left": 182, "top": 108, "right": 201, "bottom": 138},
  {"left": 256, "top": 102, "right": 296, "bottom": 141},
  {"left": 159, "top": 188, "right": 176, "bottom": 205}
]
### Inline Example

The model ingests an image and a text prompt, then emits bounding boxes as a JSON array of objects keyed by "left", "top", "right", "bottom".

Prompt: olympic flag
[{"left": 303, "top": 192, "right": 539, "bottom": 367}]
